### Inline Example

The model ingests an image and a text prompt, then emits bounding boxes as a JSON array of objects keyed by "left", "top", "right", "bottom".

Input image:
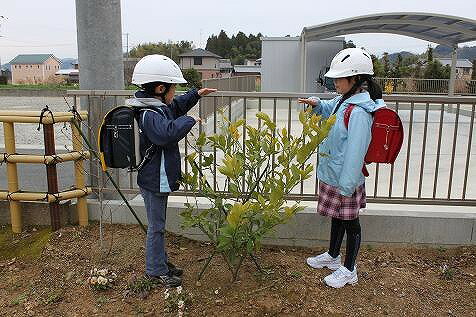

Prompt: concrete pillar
[
  {"left": 75, "top": 0, "right": 124, "bottom": 91},
  {"left": 300, "top": 32, "right": 306, "bottom": 93},
  {"left": 75, "top": 0, "right": 125, "bottom": 199},
  {"left": 449, "top": 45, "right": 458, "bottom": 96}
]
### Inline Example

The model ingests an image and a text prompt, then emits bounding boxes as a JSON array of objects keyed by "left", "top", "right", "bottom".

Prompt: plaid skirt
[{"left": 317, "top": 181, "right": 366, "bottom": 220}]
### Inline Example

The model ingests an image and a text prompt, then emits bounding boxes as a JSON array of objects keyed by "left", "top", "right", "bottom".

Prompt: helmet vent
[{"left": 341, "top": 54, "right": 351, "bottom": 62}]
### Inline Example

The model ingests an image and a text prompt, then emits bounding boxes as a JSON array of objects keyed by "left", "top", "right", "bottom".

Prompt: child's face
[
  {"left": 155, "top": 84, "right": 177, "bottom": 104},
  {"left": 164, "top": 84, "right": 177, "bottom": 104},
  {"left": 334, "top": 77, "right": 356, "bottom": 95}
]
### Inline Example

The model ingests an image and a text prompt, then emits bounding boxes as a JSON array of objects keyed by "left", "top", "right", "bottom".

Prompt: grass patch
[
  {"left": 43, "top": 291, "right": 63, "bottom": 305},
  {"left": 127, "top": 276, "right": 157, "bottom": 294},
  {"left": 10, "top": 293, "right": 28, "bottom": 306},
  {"left": 0, "top": 226, "right": 52, "bottom": 261}
]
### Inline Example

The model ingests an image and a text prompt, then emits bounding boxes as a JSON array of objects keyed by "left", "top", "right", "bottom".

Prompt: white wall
[
  {"left": 261, "top": 37, "right": 301, "bottom": 92},
  {"left": 305, "top": 39, "right": 344, "bottom": 93},
  {"left": 261, "top": 36, "right": 343, "bottom": 93}
]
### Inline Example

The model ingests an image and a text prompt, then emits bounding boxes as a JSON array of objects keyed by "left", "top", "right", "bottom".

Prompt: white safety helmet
[
  {"left": 132, "top": 54, "right": 187, "bottom": 85},
  {"left": 325, "top": 48, "right": 374, "bottom": 78}
]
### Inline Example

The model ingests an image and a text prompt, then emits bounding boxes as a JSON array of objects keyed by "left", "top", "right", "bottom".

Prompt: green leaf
[
  {"left": 299, "top": 110, "right": 306, "bottom": 124},
  {"left": 196, "top": 132, "right": 206, "bottom": 147},
  {"left": 257, "top": 194, "right": 266, "bottom": 206},
  {"left": 203, "top": 154, "right": 214, "bottom": 167},
  {"left": 256, "top": 112, "right": 271, "bottom": 122},
  {"left": 228, "top": 183, "right": 240, "bottom": 196}
]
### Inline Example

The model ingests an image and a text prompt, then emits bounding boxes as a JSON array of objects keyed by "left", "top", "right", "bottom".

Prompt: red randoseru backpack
[{"left": 344, "top": 104, "right": 404, "bottom": 177}]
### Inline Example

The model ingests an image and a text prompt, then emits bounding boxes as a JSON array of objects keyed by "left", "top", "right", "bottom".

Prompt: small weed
[
  {"left": 289, "top": 271, "right": 303, "bottom": 278},
  {"left": 127, "top": 276, "right": 157, "bottom": 295},
  {"left": 96, "top": 295, "right": 108, "bottom": 305},
  {"left": 10, "top": 293, "right": 27, "bottom": 306},
  {"left": 440, "top": 264, "right": 455, "bottom": 281},
  {"left": 437, "top": 246, "right": 447, "bottom": 253},
  {"left": 366, "top": 244, "right": 374, "bottom": 251},
  {"left": 43, "top": 291, "right": 63, "bottom": 305}
]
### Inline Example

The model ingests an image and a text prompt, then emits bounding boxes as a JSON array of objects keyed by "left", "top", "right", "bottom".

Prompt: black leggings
[{"left": 328, "top": 217, "right": 361, "bottom": 271}]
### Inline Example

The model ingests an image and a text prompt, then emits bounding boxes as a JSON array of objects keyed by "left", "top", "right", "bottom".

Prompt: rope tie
[
  {"left": 38, "top": 105, "right": 55, "bottom": 131},
  {"left": 6, "top": 190, "right": 20, "bottom": 201}
]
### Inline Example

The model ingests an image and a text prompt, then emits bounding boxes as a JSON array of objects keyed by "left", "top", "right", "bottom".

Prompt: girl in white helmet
[
  {"left": 128, "top": 54, "right": 216, "bottom": 287},
  {"left": 299, "top": 47, "right": 385, "bottom": 288}
]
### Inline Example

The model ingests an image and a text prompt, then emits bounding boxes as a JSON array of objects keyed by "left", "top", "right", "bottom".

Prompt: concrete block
[
  {"left": 361, "top": 214, "right": 473, "bottom": 245},
  {"left": 85, "top": 199, "right": 476, "bottom": 246},
  {"left": 1, "top": 200, "right": 76, "bottom": 228},
  {"left": 293, "top": 210, "right": 331, "bottom": 240}
]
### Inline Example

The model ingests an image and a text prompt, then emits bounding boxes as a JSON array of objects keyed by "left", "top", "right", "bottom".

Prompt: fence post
[
  {"left": 43, "top": 123, "right": 61, "bottom": 231},
  {"left": 3, "top": 122, "right": 22, "bottom": 233},
  {"left": 71, "top": 119, "right": 88, "bottom": 226}
]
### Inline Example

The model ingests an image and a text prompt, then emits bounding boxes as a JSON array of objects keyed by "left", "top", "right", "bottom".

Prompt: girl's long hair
[{"left": 337, "top": 74, "right": 382, "bottom": 106}]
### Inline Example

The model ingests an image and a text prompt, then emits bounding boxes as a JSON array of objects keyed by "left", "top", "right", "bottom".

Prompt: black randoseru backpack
[{"left": 98, "top": 106, "right": 160, "bottom": 172}]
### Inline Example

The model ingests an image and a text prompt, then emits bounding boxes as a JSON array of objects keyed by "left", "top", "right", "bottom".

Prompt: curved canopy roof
[{"left": 302, "top": 13, "right": 476, "bottom": 47}]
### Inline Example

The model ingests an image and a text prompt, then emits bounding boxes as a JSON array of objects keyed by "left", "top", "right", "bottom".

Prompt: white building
[{"left": 261, "top": 37, "right": 344, "bottom": 92}]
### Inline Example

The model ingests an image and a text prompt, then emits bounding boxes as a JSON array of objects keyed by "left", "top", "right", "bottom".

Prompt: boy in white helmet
[
  {"left": 128, "top": 54, "right": 216, "bottom": 287},
  {"left": 299, "top": 48, "right": 385, "bottom": 288}
]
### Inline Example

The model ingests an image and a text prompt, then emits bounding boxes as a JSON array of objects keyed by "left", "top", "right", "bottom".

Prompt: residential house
[
  {"left": 233, "top": 65, "right": 261, "bottom": 77},
  {"left": 243, "top": 58, "right": 262, "bottom": 66},
  {"left": 55, "top": 59, "right": 79, "bottom": 83},
  {"left": 436, "top": 58, "right": 473, "bottom": 80},
  {"left": 179, "top": 48, "right": 222, "bottom": 80},
  {"left": 9, "top": 54, "right": 61, "bottom": 84},
  {"left": 218, "top": 58, "right": 233, "bottom": 78}
]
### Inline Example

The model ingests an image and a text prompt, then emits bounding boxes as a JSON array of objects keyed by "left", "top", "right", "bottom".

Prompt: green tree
[
  {"left": 206, "top": 31, "right": 263, "bottom": 65},
  {"left": 382, "top": 52, "right": 391, "bottom": 77},
  {"left": 182, "top": 109, "right": 335, "bottom": 282},
  {"left": 371, "top": 54, "right": 385, "bottom": 77},
  {"left": 344, "top": 40, "right": 356, "bottom": 48},
  {"left": 128, "top": 41, "right": 193, "bottom": 63},
  {"left": 472, "top": 59, "right": 476, "bottom": 80},
  {"left": 392, "top": 54, "right": 403, "bottom": 77},
  {"left": 423, "top": 60, "right": 450, "bottom": 79},
  {"left": 182, "top": 68, "right": 202, "bottom": 89},
  {"left": 427, "top": 45, "right": 434, "bottom": 63},
  {"left": 466, "top": 59, "right": 476, "bottom": 93}
]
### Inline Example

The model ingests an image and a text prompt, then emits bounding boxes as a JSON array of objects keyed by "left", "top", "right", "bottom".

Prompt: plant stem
[
  {"left": 244, "top": 162, "right": 269, "bottom": 203},
  {"left": 250, "top": 253, "right": 264, "bottom": 274},
  {"left": 198, "top": 251, "right": 217, "bottom": 280},
  {"left": 232, "top": 255, "right": 245, "bottom": 282}
]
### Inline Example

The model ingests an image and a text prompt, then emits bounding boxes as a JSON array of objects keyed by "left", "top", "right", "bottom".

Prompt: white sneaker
[
  {"left": 323, "top": 265, "right": 358, "bottom": 288},
  {"left": 306, "top": 252, "right": 341, "bottom": 270}
]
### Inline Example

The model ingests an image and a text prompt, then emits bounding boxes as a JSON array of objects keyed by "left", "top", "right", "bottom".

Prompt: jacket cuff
[{"left": 192, "top": 88, "right": 201, "bottom": 100}]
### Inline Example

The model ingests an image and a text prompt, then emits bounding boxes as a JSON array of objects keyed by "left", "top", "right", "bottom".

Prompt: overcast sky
[{"left": 1, "top": 0, "right": 475, "bottom": 64}]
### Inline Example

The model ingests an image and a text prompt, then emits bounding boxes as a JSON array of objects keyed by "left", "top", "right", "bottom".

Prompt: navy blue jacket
[{"left": 126, "top": 89, "right": 200, "bottom": 193}]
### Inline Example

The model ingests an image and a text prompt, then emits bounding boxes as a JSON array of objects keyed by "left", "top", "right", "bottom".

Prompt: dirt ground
[{"left": 1, "top": 223, "right": 475, "bottom": 317}]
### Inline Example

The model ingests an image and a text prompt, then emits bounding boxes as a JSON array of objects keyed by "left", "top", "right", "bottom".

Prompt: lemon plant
[{"left": 181, "top": 107, "right": 335, "bottom": 281}]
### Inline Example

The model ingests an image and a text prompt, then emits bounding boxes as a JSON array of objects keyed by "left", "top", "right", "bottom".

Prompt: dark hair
[
  {"left": 142, "top": 81, "right": 172, "bottom": 101},
  {"left": 337, "top": 74, "right": 382, "bottom": 106}
]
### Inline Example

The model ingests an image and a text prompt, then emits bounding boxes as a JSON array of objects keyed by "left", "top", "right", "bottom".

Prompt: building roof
[
  {"left": 302, "top": 13, "right": 476, "bottom": 47},
  {"left": 179, "top": 48, "right": 222, "bottom": 58},
  {"left": 219, "top": 59, "right": 233, "bottom": 69},
  {"left": 233, "top": 65, "right": 261, "bottom": 74},
  {"left": 436, "top": 58, "right": 473, "bottom": 68},
  {"left": 55, "top": 69, "right": 79, "bottom": 75},
  {"left": 10, "top": 54, "right": 60, "bottom": 65}
]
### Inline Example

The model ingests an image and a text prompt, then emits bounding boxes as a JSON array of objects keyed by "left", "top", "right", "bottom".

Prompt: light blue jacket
[{"left": 310, "top": 92, "right": 386, "bottom": 196}]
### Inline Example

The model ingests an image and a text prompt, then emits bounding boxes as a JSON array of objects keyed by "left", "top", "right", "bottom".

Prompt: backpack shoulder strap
[{"left": 343, "top": 104, "right": 356, "bottom": 130}]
